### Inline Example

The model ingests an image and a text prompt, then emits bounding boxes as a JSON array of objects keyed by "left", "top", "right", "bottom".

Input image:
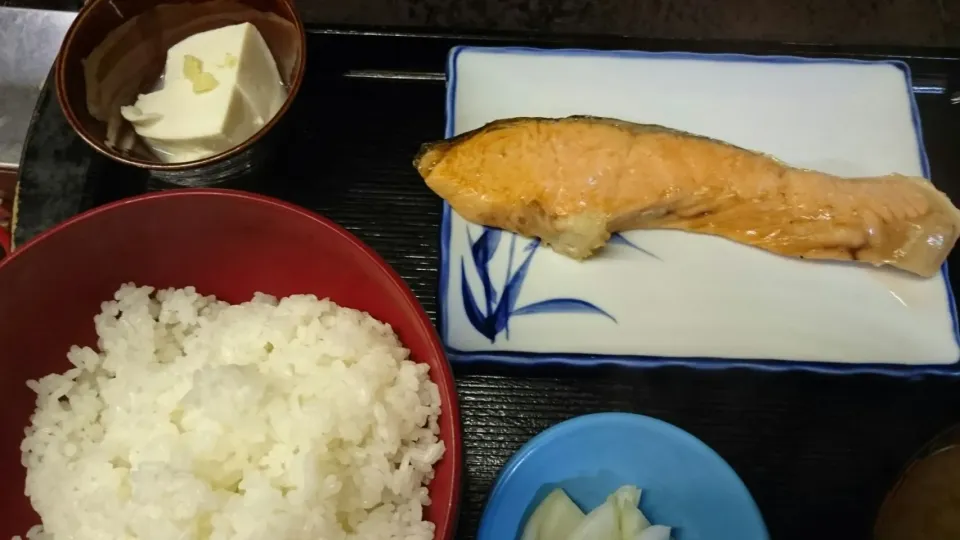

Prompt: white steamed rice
[{"left": 18, "top": 284, "right": 445, "bottom": 540}]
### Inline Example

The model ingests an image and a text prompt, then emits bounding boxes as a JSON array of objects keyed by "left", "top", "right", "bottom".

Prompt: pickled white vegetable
[
  {"left": 521, "top": 488, "right": 586, "bottom": 540},
  {"left": 566, "top": 492, "right": 621, "bottom": 540},
  {"left": 521, "top": 484, "right": 673, "bottom": 540},
  {"left": 617, "top": 486, "right": 652, "bottom": 537},
  {"left": 636, "top": 525, "right": 673, "bottom": 540}
]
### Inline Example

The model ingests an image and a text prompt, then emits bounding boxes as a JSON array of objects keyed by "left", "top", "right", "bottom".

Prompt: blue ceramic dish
[{"left": 477, "top": 413, "right": 769, "bottom": 540}]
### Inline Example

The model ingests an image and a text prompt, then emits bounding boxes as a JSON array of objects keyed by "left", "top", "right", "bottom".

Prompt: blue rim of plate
[
  {"left": 476, "top": 412, "right": 770, "bottom": 540},
  {"left": 436, "top": 44, "right": 960, "bottom": 376}
]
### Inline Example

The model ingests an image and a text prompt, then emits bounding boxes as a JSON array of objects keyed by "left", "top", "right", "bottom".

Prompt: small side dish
[
  {"left": 522, "top": 485, "right": 673, "bottom": 540},
  {"left": 416, "top": 115, "right": 960, "bottom": 278},
  {"left": 17, "top": 284, "right": 445, "bottom": 540},
  {"left": 474, "top": 413, "right": 767, "bottom": 540},
  {"left": 119, "top": 23, "right": 288, "bottom": 163},
  {"left": 61, "top": 0, "right": 305, "bottom": 169}
]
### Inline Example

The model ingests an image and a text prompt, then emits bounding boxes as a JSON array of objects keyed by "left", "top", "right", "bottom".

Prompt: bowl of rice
[{"left": 0, "top": 189, "right": 462, "bottom": 540}]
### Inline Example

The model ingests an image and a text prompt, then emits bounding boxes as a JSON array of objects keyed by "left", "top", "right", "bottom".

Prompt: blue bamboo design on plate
[{"left": 459, "top": 227, "right": 654, "bottom": 342}]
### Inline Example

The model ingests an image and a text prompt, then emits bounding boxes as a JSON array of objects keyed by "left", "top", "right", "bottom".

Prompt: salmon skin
[{"left": 414, "top": 115, "right": 960, "bottom": 278}]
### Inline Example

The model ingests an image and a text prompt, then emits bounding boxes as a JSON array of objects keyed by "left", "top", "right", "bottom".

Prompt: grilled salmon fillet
[{"left": 414, "top": 116, "right": 960, "bottom": 278}]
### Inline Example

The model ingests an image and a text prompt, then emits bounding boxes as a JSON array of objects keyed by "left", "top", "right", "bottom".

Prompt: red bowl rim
[{"left": 3, "top": 188, "right": 463, "bottom": 539}]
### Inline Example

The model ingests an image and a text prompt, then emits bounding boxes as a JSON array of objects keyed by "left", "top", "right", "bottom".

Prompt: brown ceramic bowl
[
  {"left": 874, "top": 423, "right": 960, "bottom": 540},
  {"left": 55, "top": 0, "right": 306, "bottom": 175}
]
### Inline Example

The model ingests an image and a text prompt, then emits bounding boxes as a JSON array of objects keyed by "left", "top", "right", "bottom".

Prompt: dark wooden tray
[{"left": 13, "top": 26, "right": 960, "bottom": 540}]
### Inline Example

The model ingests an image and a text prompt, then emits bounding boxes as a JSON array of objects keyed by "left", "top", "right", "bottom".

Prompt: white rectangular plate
[{"left": 437, "top": 46, "right": 960, "bottom": 374}]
